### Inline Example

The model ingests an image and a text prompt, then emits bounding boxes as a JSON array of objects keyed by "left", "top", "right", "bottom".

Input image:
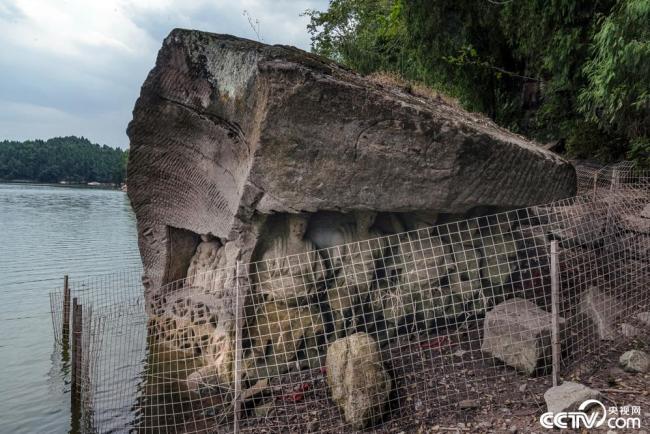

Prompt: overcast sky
[{"left": 0, "top": 0, "right": 329, "bottom": 148}]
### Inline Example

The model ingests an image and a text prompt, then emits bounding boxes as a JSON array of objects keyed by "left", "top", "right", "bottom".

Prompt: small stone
[
  {"left": 203, "top": 407, "right": 215, "bottom": 417},
  {"left": 459, "top": 399, "right": 479, "bottom": 409},
  {"left": 544, "top": 382, "right": 601, "bottom": 414},
  {"left": 619, "top": 350, "right": 650, "bottom": 373},
  {"left": 636, "top": 311, "right": 650, "bottom": 326},
  {"left": 254, "top": 402, "right": 274, "bottom": 418},
  {"left": 641, "top": 204, "right": 650, "bottom": 219},
  {"left": 620, "top": 323, "right": 641, "bottom": 338},
  {"left": 454, "top": 349, "right": 468, "bottom": 358},
  {"left": 307, "top": 420, "right": 319, "bottom": 432},
  {"left": 509, "top": 427, "right": 518, "bottom": 434}
]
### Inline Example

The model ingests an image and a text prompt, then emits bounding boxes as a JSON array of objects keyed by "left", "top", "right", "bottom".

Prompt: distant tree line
[
  {"left": 306, "top": 0, "right": 649, "bottom": 166},
  {"left": 0, "top": 136, "right": 128, "bottom": 184}
]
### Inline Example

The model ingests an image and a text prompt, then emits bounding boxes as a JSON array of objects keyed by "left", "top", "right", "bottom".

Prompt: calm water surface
[{"left": 0, "top": 183, "right": 142, "bottom": 433}]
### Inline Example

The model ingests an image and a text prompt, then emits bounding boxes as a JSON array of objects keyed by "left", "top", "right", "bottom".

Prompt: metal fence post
[
  {"left": 550, "top": 240, "right": 560, "bottom": 387},
  {"left": 233, "top": 261, "right": 243, "bottom": 434}
]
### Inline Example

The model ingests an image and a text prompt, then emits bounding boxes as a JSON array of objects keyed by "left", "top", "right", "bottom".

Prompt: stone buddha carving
[
  {"left": 256, "top": 214, "right": 325, "bottom": 305},
  {"left": 373, "top": 230, "right": 455, "bottom": 338},
  {"left": 186, "top": 235, "right": 227, "bottom": 295},
  {"left": 326, "top": 211, "right": 387, "bottom": 337}
]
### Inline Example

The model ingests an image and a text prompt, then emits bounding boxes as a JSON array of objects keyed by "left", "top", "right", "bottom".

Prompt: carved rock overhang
[{"left": 126, "top": 29, "right": 577, "bottom": 290}]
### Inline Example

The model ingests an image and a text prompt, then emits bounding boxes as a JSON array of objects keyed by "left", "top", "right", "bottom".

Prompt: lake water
[{"left": 0, "top": 183, "right": 142, "bottom": 433}]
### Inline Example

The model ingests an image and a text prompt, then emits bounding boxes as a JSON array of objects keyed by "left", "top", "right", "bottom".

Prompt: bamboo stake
[
  {"left": 71, "top": 298, "right": 83, "bottom": 408},
  {"left": 233, "top": 261, "right": 244, "bottom": 434},
  {"left": 550, "top": 240, "right": 560, "bottom": 387}
]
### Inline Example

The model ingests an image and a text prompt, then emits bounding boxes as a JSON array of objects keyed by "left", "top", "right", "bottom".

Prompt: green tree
[
  {"left": 306, "top": 0, "right": 649, "bottom": 165},
  {"left": 578, "top": 0, "right": 650, "bottom": 165},
  {"left": 0, "top": 136, "right": 128, "bottom": 184}
]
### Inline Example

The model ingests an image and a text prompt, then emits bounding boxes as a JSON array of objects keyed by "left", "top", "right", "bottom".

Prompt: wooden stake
[
  {"left": 62, "top": 275, "right": 70, "bottom": 344},
  {"left": 233, "top": 261, "right": 243, "bottom": 434},
  {"left": 550, "top": 240, "right": 560, "bottom": 387},
  {"left": 71, "top": 298, "right": 83, "bottom": 408}
]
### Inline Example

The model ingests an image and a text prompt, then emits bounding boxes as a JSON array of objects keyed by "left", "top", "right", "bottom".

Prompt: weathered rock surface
[
  {"left": 578, "top": 288, "right": 620, "bottom": 341},
  {"left": 544, "top": 382, "right": 601, "bottom": 414},
  {"left": 127, "top": 29, "right": 578, "bottom": 405},
  {"left": 127, "top": 29, "right": 576, "bottom": 293},
  {"left": 641, "top": 204, "right": 650, "bottom": 219},
  {"left": 326, "top": 332, "right": 391, "bottom": 429},
  {"left": 620, "top": 323, "right": 642, "bottom": 338},
  {"left": 637, "top": 312, "right": 650, "bottom": 326},
  {"left": 619, "top": 350, "right": 650, "bottom": 373},
  {"left": 482, "top": 298, "right": 565, "bottom": 375},
  {"left": 620, "top": 214, "right": 650, "bottom": 234},
  {"left": 246, "top": 300, "right": 324, "bottom": 377}
]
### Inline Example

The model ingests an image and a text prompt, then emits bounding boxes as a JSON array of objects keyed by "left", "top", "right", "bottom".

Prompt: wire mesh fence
[{"left": 50, "top": 162, "right": 649, "bottom": 433}]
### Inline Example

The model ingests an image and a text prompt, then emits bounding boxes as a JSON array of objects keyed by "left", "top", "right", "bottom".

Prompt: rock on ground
[
  {"left": 637, "top": 312, "right": 650, "bottom": 326},
  {"left": 482, "top": 298, "right": 565, "bottom": 375},
  {"left": 326, "top": 332, "right": 392, "bottom": 429},
  {"left": 620, "top": 323, "right": 642, "bottom": 338},
  {"left": 578, "top": 287, "right": 620, "bottom": 341},
  {"left": 543, "top": 381, "right": 601, "bottom": 414},
  {"left": 640, "top": 204, "right": 650, "bottom": 219},
  {"left": 619, "top": 350, "right": 650, "bottom": 373}
]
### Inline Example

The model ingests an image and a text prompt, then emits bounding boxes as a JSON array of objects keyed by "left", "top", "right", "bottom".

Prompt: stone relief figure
[
  {"left": 373, "top": 231, "right": 455, "bottom": 339},
  {"left": 186, "top": 235, "right": 227, "bottom": 295},
  {"left": 245, "top": 300, "right": 325, "bottom": 380},
  {"left": 147, "top": 235, "right": 228, "bottom": 358},
  {"left": 255, "top": 214, "right": 325, "bottom": 306},
  {"left": 147, "top": 288, "right": 221, "bottom": 358},
  {"left": 324, "top": 211, "right": 387, "bottom": 337}
]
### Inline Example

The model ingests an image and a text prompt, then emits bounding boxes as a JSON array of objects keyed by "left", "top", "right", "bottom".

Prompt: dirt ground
[
  {"left": 403, "top": 341, "right": 650, "bottom": 434},
  {"left": 219, "top": 324, "right": 649, "bottom": 434}
]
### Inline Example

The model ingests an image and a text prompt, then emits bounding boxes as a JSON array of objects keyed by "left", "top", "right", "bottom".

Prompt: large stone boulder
[
  {"left": 126, "top": 29, "right": 577, "bottom": 395},
  {"left": 127, "top": 29, "right": 576, "bottom": 294},
  {"left": 482, "top": 298, "right": 565, "bottom": 374},
  {"left": 326, "top": 332, "right": 392, "bottom": 429}
]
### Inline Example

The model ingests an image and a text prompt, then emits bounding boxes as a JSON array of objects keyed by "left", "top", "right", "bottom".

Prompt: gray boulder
[
  {"left": 578, "top": 287, "right": 620, "bottom": 341},
  {"left": 326, "top": 332, "right": 391, "bottom": 429},
  {"left": 482, "top": 298, "right": 565, "bottom": 375},
  {"left": 544, "top": 382, "right": 601, "bottom": 415},
  {"left": 619, "top": 350, "right": 650, "bottom": 373}
]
